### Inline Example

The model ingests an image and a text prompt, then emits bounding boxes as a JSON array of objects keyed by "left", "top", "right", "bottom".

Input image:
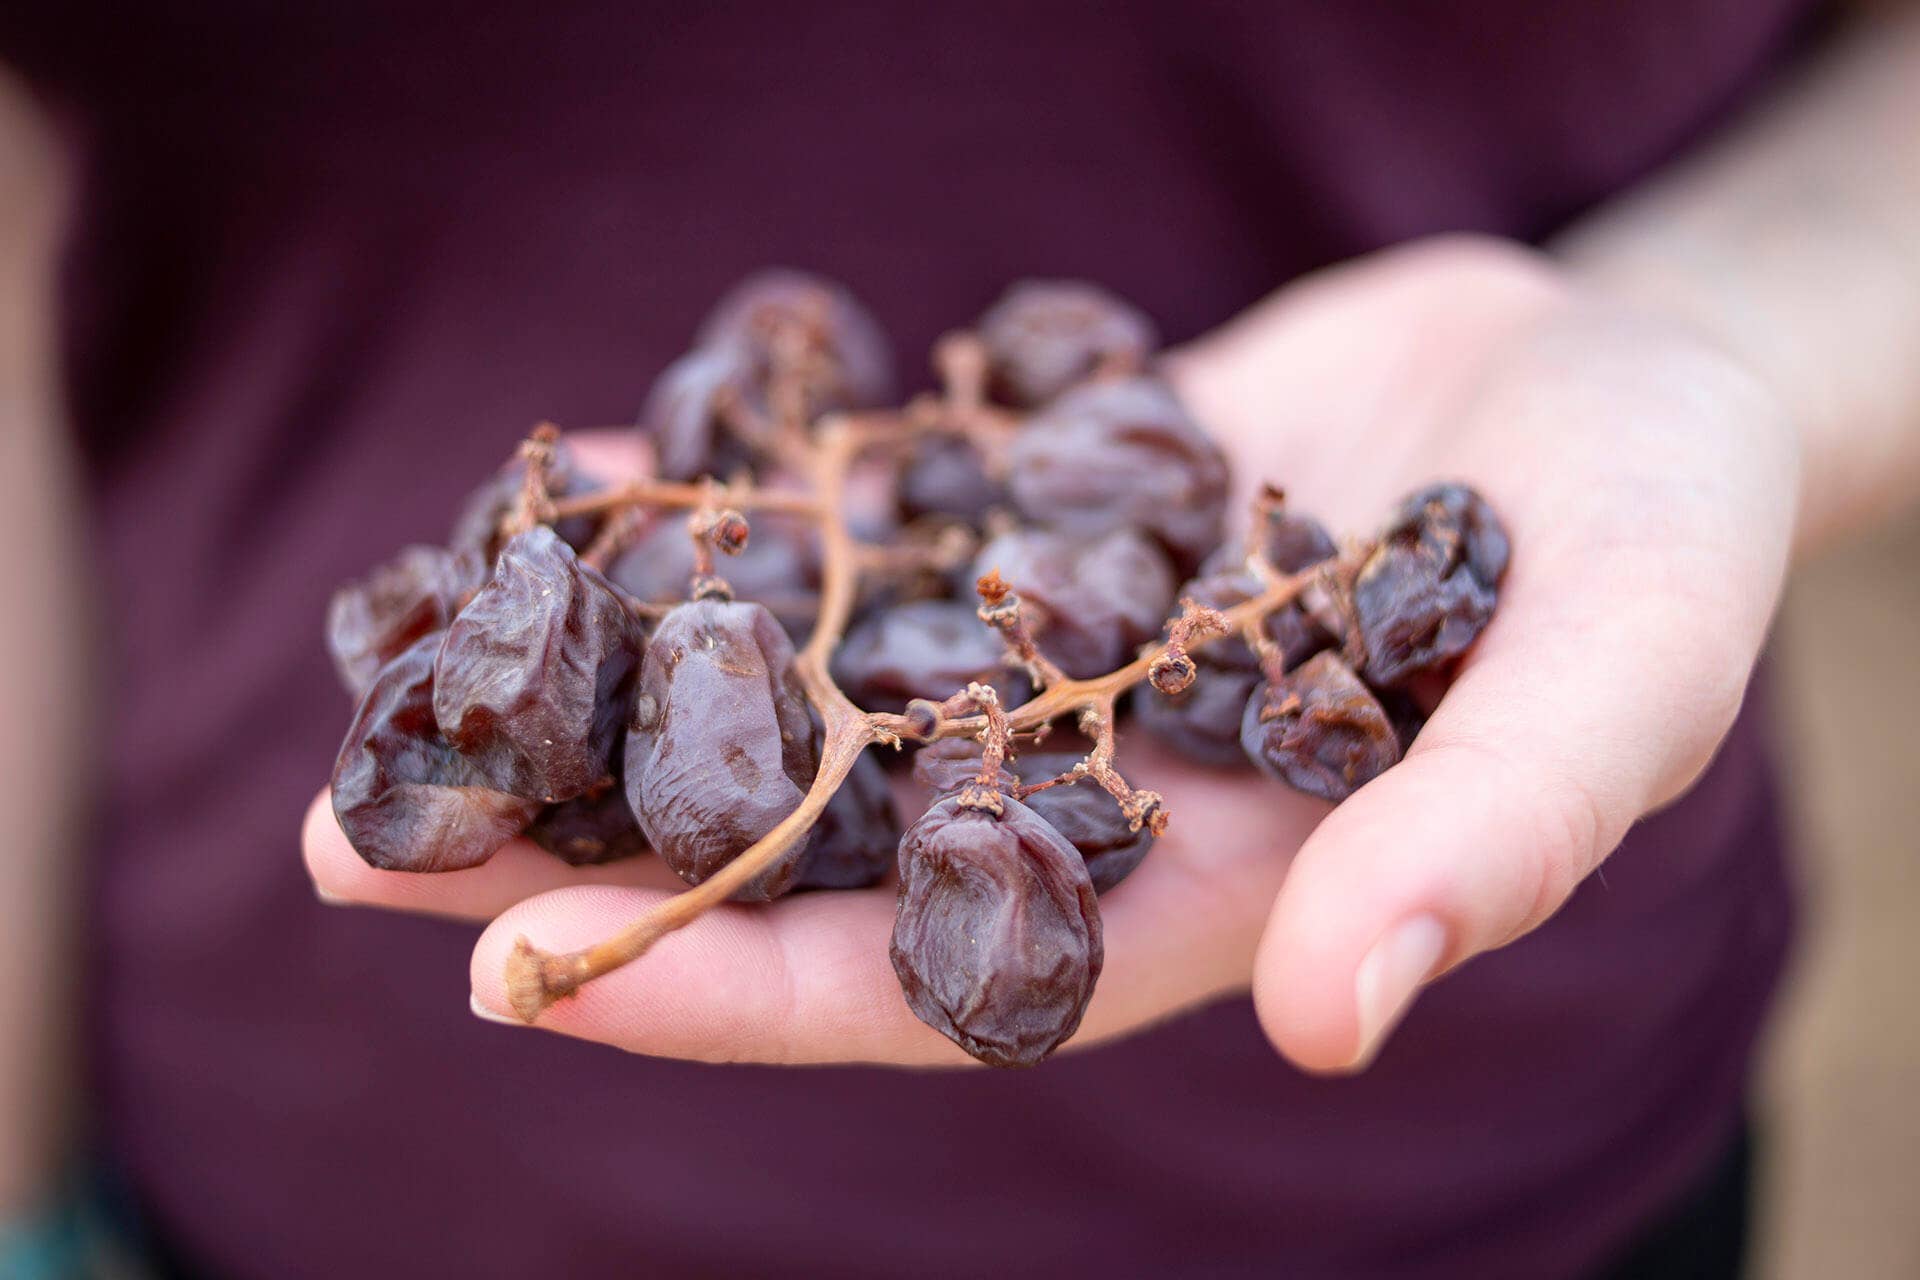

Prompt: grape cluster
[{"left": 324, "top": 271, "right": 1509, "bottom": 1067}]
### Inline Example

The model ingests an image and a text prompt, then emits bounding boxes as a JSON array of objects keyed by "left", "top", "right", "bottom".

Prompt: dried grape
[
  {"left": 793, "top": 749, "right": 899, "bottom": 890},
  {"left": 326, "top": 544, "right": 485, "bottom": 696},
  {"left": 698, "top": 268, "right": 895, "bottom": 412},
  {"left": 978, "top": 279, "right": 1155, "bottom": 407},
  {"left": 624, "top": 598, "right": 817, "bottom": 900},
  {"left": 433, "top": 527, "right": 644, "bottom": 803},
  {"left": 1241, "top": 651, "right": 1399, "bottom": 801},
  {"left": 526, "top": 773, "right": 650, "bottom": 866},
  {"left": 1007, "top": 377, "right": 1228, "bottom": 573},
  {"left": 832, "top": 599, "right": 1026, "bottom": 713},
  {"left": 331, "top": 633, "right": 539, "bottom": 872},
  {"left": 449, "top": 441, "right": 604, "bottom": 563},
  {"left": 972, "top": 526, "right": 1175, "bottom": 679},
  {"left": 891, "top": 795, "right": 1102, "bottom": 1067},
  {"left": 1353, "top": 483, "right": 1507, "bottom": 686}
]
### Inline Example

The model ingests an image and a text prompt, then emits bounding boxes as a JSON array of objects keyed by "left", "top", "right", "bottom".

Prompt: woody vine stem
[{"left": 500, "top": 342, "right": 1348, "bottom": 1023}]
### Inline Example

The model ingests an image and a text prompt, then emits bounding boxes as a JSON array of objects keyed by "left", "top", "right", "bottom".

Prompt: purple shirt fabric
[{"left": 2, "top": 3, "right": 1810, "bottom": 1276}]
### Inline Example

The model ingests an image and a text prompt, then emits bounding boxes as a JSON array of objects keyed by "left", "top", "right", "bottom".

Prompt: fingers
[
  {"left": 1249, "top": 319, "right": 1800, "bottom": 1073},
  {"left": 303, "top": 790, "right": 686, "bottom": 922},
  {"left": 467, "top": 746, "right": 1320, "bottom": 1065}
]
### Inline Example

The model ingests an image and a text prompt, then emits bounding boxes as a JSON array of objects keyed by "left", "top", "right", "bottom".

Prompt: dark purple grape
[
  {"left": 1007, "top": 377, "right": 1228, "bottom": 573},
  {"left": 608, "top": 509, "right": 821, "bottom": 639},
  {"left": 449, "top": 441, "right": 605, "bottom": 563},
  {"left": 624, "top": 598, "right": 817, "bottom": 901},
  {"left": 1241, "top": 651, "right": 1400, "bottom": 802},
  {"left": 793, "top": 749, "right": 900, "bottom": 890},
  {"left": 891, "top": 795, "right": 1103, "bottom": 1067},
  {"left": 332, "top": 633, "right": 539, "bottom": 872},
  {"left": 1015, "top": 752, "right": 1154, "bottom": 893},
  {"left": 433, "top": 527, "right": 643, "bottom": 804},
  {"left": 1137, "top": 666, "right": 1263, "bottom": 768},
  {"left": 1353, "top": 483, "right": 1507, "bottom": 687},
  {"left": 1259, "top": 507, "right": 1337, "bottom": 574},
  {"left": 911, "top": 737, "right": 1018, "bottom": 799},
  {"left": 526, "top": 774, "right": 650, "bottom": 867},
  {"left": 638, "top": 343, "right": 762, "bottom": 483},
  {"left": 698, "top": 268, "right": 895, "bottom": 411},
  {"left": 326, "top": 544, "right": 486, "bottom": 696},
  {"left": 972, "top": 526, "right": 1175, "bottom": 679},
  {"left": 978, "top": 279, "right": 1156, "bottom": 408},
  {"left": 831, "top": 599, "right": 1026, "bottom": 714},
  {"left": 898, "top": 435, "right": 1006, "bottom": 525},
  {"left": 1138, "top": 562, "right": 1332, "bottom": 763}
]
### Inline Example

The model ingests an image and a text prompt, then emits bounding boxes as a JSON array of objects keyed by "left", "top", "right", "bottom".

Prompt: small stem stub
[
  {"left": 504, "top": 422, "right": 562, "bottom": 537},
  {"left": 1148, "top": 597, "right": 1230, "bottom": 696},
  {"left": 955, "top": 682, "right": 1012, "bottom": 815},
  {"left": 975, "top": 569, "right": 1066, "bottom": 689}
]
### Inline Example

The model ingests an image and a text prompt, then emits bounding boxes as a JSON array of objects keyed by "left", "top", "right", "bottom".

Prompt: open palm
[{"left": 304, "top": 236, "right": 1798, "bottom": 1071}]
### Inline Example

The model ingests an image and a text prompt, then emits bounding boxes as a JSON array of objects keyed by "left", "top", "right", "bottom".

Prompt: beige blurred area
[{"left": 1758, "top": 506, "right": 1920, "bottom": 1279}]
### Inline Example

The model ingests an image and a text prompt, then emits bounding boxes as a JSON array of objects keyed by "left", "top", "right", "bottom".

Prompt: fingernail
[
  {"left": 1351, "top": 915, "right": 1447, "bottom": 1069},
  {"left": 470, "top": 993, "right": 522, "bottom": 1027},
  {"left": 314, "top": 884, "right": 350, "bottom": 906}
]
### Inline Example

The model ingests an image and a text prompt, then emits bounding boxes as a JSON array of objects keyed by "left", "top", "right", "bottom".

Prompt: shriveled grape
[
  {"left": 326, "top": 544, "right": 485, "bottom": 696},
  {"left": 1138, "top": 562, "right": 1330, "bottom": 763},
  {"left": 832, "top": 599, "right": 1026, "bottom": 713},
  {"left": 897, "top": 435, "right": 1005, "bottom": 525},
  {"left": 911, "top": 737, "right": 1018, "bottom": 799},
  {"left": 331, "top": 633, "right": 539, "bottom": 872},
  {"left": 1353, "top": 483, "right": 1508, "bottom": 686},
  {"left": 638, "top": 343, "right": 763, "bottom": 483},
  {"left": 624, "top": 598, "right": 817, "bottom": 900},
  {"left": 891, "top": 795, "right": 1102, "bottom": 1067},
  {"left": 526, "top": 773, "right": 650, "bottom": 867},
  {"left": 1241, "top": 651, "right": 1399, "bottom": 801},
  {"left": 1007, "top": 377, "right": 1228, "bottom": 573},
  {"left": 433, "top": 527, "right": 644, "bottom": 804},
  {"left": 1016, "top": 752, "right": 1154, "bottom": 893},
  {"left": 793, "top": 749, "right": 899, "bottom": 890},
  {"left": 699, "top": 268, "right": 895, "bottom": 412},
  {"left": 977, "top": 279, "right": 1155, "bottom": 407},
  {"left": 972, "top": 526, "right": 1175, "bottom": 679}
]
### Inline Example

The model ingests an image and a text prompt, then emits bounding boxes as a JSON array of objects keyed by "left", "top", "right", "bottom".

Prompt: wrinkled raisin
[
  {"left": 1354, "top": 483, "right": 1507, "bottom": 686},
  {"left": 793, "top": 749, "right": 900, "bottom": 890},
  {"left": 972, "top": 526, "right": 1175, "bottom": 679},
  {"left": 332, "top": 633, "right": 539, "bottom": 872},
  {"left": 433, "top": 527, "right": 644, "bottom": 803},
  {"left": 832, "top": 599, "right": 1027, "bottom": 714},
  {"left": 1016, "top": 752, "right": 1155, "bottom": 893},
  {"left": 449, "top": 441, "right": 604, "bottom": 563},
  {"left": 891, "top": 795, "right": 1102, "bottom": 1067},
  {"left": 326, "top": 544, "right": 485, "bottom": 696},
  {"left": 978, "top": 279, "right": 1155, "bottom": 407},
  {"left": 1008, "top": 377, "right": 1228, "bottom": 573},
  {"left": 624, "top": 598, "right": 817, "bottom": 900},
  {"left": 1240, "top": 651, "right": 1399, "bottom": 801},
  {"left": 526, "top": 773, "right": 650, "bottom": 867}
]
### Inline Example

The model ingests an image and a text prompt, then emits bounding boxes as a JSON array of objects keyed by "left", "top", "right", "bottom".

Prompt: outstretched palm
[{"left": 306, "top": 236, "right": 1797, "bottom": 1071}]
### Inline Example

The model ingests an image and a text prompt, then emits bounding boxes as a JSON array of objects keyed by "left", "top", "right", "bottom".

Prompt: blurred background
[{"left": 1763, "top": 506, "right": 1920, "bottom": 1277}]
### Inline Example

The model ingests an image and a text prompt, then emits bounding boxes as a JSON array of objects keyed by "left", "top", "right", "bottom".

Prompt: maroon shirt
[{"left": 4, "top": 4, "right": 1808, "bottom": 1276}]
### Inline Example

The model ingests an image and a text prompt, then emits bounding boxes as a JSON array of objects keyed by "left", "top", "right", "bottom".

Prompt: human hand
[{"left": 304, "top": 236, "right": 1798, "bottom": 1071}]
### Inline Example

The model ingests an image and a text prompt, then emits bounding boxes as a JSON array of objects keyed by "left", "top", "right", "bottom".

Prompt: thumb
[{"left": 1251, "top": 357, "right": 1798, "bottom": 1073}]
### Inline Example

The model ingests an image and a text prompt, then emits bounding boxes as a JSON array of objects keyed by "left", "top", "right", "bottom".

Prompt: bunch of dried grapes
[{"left": 323, "top": 270, "right": 1508, "bottom": 1068}]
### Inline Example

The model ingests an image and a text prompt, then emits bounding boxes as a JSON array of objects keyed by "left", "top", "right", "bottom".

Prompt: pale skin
[{"left": 5, "top": 3, "right": 1920, "bottom": 1213}]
